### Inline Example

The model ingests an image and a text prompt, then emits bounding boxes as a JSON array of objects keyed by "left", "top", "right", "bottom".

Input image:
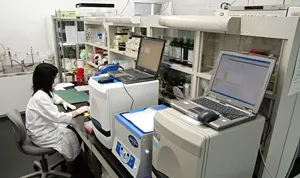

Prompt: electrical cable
[
  {"left": 220, "top": 0, "right": 237, "bottom": 9},
  {"left": 122, "top": 82, "right": 134, "bottom": 110},
  {"left": 157, "top": 1, "right": 170, "bottom": 15},
  {"left": 118, "top": 64, "right": 124, "bottom": 71},
  {"left": 259, "top": 110, "right": 272, "bottom": 146},
  {"left": 230, "top": 0, "right": 237, "bottom": 5},
  {"left": 259, "top": 147, "right": 275, "bottom": 178},
  {"left": 118, "top": 0, "right": 130, "bottom": 16}
]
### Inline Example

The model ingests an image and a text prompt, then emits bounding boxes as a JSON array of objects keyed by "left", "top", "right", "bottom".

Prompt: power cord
[
  {"left": 118, "top": 0, "right": 129, "bottom": 16},
  {"left": 259, "top": 110, "right": 272, "bottom": 146},
  {"left": 157, "top": 1, "right": 170, "bottom": 15},
  {"left": 259, "top": 147, "right": 275, "bottom": 178},
  {"left": 122, "top": 82, "right": 134, "bottom": 110},
  {"left": 220, "top": 0, "right": 237, "bottom": 9}
]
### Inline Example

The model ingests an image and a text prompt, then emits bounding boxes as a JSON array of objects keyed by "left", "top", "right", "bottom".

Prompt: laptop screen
[
  {"left": 136, "top": 37, "right": 165, "bottom": 75},
  {"left": 210, "top": 52, "right": 272, "bottom": 108}
]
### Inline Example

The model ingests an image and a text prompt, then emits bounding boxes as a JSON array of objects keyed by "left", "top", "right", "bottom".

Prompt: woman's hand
[
  {"left": 72, "top": 106, "right": 90, "bottom": 117},
  {"left": 62, "top": 101, "right": 76, "bottom": 110}
]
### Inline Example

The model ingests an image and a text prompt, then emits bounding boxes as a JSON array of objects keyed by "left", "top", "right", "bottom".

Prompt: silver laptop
[{"left": 171, "top": 51, "right": 275, "bottom": 130}]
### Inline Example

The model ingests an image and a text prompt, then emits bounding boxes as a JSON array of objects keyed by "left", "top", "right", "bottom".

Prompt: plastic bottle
[
  {"left": 178, "top": 77, "right": 185, "bottom": 92},
  {"left": 97, "top": 34, "right": 102, "bottom": 45},
  {"left": 176, "top": 37, "right": 184, "bottom": 63},
  {"left": 182, "top": 39, "right": 190, "bottom": 66},
  {"left": 102, "top": 29, "right": 107, "bottom": 47},
  {"left": 164, "top": 39, "right": 170, "bottom": 57},
  {"left": 0, "top": 62, "right": 3, "bottom": 72},
  {"left": 170, "top": 37, "right": 178, "bottom": 60},
  {"left": 188, "top": 40, "right": 195, "bottom": 67}
]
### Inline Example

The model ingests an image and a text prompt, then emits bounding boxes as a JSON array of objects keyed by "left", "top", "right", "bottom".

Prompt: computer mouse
[
  {"left": 98, "top": 77, "right": 114, "bottom": 84},
  {"left": 197, "top": 110, "right": 219, "bottom": 123}
]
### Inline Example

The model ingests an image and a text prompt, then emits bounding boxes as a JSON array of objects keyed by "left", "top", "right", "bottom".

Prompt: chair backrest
[{"left": 6, "top": 109, "right": 27, "bottom": 145}]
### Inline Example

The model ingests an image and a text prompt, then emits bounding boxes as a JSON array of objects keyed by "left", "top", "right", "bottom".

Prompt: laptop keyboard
[
  {"left": 125, "top": 69, "right": 152, "bottom": 79},
  {"left": 192, "top": 98, "right": 248, "bottom": 120}
]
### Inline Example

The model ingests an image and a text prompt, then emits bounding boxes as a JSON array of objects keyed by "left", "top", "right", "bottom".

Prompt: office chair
[{"left": 6, "top": 109, "right": 71, "bottom": 178}]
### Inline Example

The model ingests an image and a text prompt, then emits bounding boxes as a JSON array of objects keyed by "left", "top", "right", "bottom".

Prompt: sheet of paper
[
  {"left": 54, "top": 83, "right": 74, "bottom": 90},
  {"left": 289, "top": 47, "right": 300, "bottom": 96},
  {"left": 75, "top": 85, "right": 89, "bottom": 92},
  {"left": 54, "top": 87, "right": 65, "bottom": 91},
  {"left": 123, "top": 108, "right": 157, "bottom": 133}
]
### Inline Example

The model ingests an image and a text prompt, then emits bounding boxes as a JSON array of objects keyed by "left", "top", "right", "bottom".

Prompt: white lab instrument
[
  {"left": 152, "top": 108, "right": 264, "bottom": 178},
  {"left": 75, "top": 3, "right": 115, "bottom": 17},
  {"left": 89, "top": 74, "right": 159, "bottom": 149},
  {"left": 112, "top": 105, "right": 168, "bottom": 178},
  {"left": 228, "top": 4, "right": 288, "bottom": 17}
]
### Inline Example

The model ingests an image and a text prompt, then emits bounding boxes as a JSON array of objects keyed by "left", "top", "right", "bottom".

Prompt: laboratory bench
[{"left": 59, "top": 93, "right": 133, "bottom": 178}]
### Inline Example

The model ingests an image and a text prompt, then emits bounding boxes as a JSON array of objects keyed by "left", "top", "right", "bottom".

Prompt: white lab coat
[{"left": 25, "top": 90, "right": 80, "bottom": 161}]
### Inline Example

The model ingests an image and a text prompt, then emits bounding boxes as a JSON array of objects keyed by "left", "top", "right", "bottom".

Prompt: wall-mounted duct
[
  {"left": 159, "top": 16, "right": 241, "bottom": 33},
  {"left": 105, "top": 16, "right": 141, "bottom": 24}
]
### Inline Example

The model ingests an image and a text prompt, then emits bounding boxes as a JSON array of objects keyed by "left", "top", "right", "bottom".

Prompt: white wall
[{"left": 0, "top": 0, "right": 100, "bottom": 64}]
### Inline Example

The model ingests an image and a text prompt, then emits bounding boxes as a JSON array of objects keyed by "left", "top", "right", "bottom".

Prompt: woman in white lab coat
[{"left": 26, "top": 63, "right": 90, "bottom": 162}]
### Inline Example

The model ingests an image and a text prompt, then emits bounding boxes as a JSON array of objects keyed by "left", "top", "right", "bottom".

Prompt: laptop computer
[
  {"left": 171, "top": 51, "right": 275, "bottom": 130},
  {"left": 108, "top": 37, "right": 166, "bottom": 84}
]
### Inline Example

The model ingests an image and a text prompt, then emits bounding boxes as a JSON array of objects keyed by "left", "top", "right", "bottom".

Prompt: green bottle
[
  {"left": 175, "top": 37, "right": 183, "bottom": 63},
  {"left": 182, "top": 39, "right": 190, "bottom": 66},
  {"left": 188, "top": 40, "right": 194, "bottom": 67},
  {"left": 170, "top": 37, "right": 178, "bottom": 59}
]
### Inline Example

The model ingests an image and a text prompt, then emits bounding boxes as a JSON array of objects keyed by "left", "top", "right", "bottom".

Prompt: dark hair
[{"left": 32, "top": 63, "right": 58, "bottom": 98}]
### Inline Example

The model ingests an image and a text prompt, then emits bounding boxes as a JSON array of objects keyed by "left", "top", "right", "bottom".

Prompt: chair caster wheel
[
  {"left": 33, "top": 164, "right": 40, "bottom": 171},
  {"left": 61, "top": 163, "right": 68, "bottom": 172}
]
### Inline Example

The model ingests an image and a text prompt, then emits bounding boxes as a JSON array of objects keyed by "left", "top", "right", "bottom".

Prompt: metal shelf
[
  {"left": 159, "top": 94, "right": 176, "bottom": 105},
  {"left": 85, "top": 42, "right": 108, "bottom": 50},
  {"left": 109, "top": 48, "right": 137, "bottom": 59},
  {"left": 87, "top": 61, "right": 100, "bottom": 68},
  {"left": 197, "top": 72, "right": 212, "bottom": 80},
  {"left": 60, "top": 42, "right": 85, "bottom": 46},
  {"left": 162, "top": 61, "right": 193, "bottom": 75}
]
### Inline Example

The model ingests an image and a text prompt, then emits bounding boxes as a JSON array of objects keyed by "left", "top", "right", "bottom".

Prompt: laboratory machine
[
  {"left": 112, "top": 105, "right": 168, "bottom": 178},
  {"left": 152, "top": 108, "right": 265, "bottom": 178},
  {"left": 89, "top": 74, "right": 159, "bottom": 149}
]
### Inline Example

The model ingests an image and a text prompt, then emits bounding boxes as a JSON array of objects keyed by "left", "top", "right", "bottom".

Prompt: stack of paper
[
  {"left": 75, "top": 85, "right": 89, "bottom": 92},
  {"left": 54, "top": 83, "right": 74, "bottom": 91},
  {"left": 123, "top": 108, "right": 157, "bottom": 133}
]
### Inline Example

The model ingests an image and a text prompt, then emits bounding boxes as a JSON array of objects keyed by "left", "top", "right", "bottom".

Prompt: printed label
[
  {"left": 154, "top": 129, "right": 161, "bottom": 141},
  {"left": 188, "top": 50, "right": 194, "bottom": 64},
  {"left": 170, "top": 46, "right": 176, "bottom": 58},
  {"left": 128, "top": 135, "right": 139, "bottom": 148},
  {"left": 116, "top": 142, "right": 135, "bottom": 169},
  {"left": 175, "top": 47, "right": 182, "bottom": 59},
  {"left": 164, "top": 45, "right": 170, "bottom": 56}
]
